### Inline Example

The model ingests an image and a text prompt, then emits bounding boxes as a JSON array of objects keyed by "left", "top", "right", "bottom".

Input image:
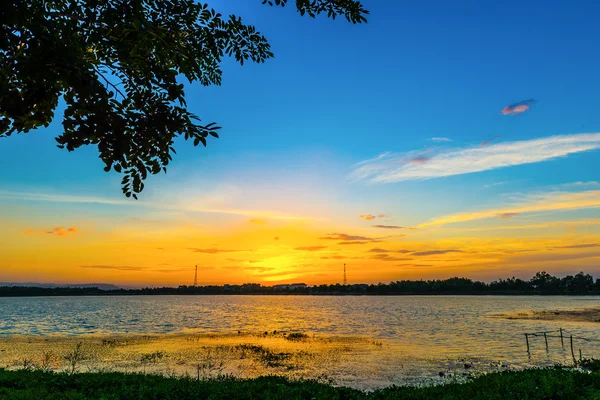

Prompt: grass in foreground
[{"left": 1, "top": 368, "right": 600, "bottom": 400}]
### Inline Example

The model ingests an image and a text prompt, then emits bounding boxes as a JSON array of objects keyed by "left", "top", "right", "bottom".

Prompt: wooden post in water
[
  {"left": 579, "top": 349, "right": 583, "bottom": 361},
  {"left": 559, "top": 328, "right": 564, "bottom": 348},
  {"left": 525, "top": 333, "right": 530, "bottom": 353},
  {"left": 544, "top": 332, "right": 549, "bottom": 350},
  {"left": 570, "top": 335, "right": 576, "bottom": 362}
]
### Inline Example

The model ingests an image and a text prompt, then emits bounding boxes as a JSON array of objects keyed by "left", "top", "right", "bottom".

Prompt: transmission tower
[
  {"left": 343, "top": 263, "right": 347, "bottom": 285},
  {"left": 194, "top": 264, "right": 198, "bottom": 287}
]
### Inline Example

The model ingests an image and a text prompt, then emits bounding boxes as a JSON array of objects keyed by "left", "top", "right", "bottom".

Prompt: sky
[{"left": 1, "top": 0, "right": 600, "bottom": 287}]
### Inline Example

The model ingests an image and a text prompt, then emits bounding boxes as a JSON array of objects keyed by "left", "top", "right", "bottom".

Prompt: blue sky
[
  {"left": 1, "top": 0, "right": 600, "bottom": 285},
  {"left": 3, "top": 0, "right": 600, "bottom": 197}
]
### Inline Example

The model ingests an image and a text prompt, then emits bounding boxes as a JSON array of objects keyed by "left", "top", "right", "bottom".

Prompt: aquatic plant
[
  {"left": 194, "top": 349, "right": 225, "bottom": 381},
  {"left": 285, "top": 332, "right": 309, "bottom": 342},
  {"left": 63, "top": 342, "right": 85, "bottom": 374},
  {"left": 38, "top": 351, "right": 56, "bottom": 372},
  {"left": 140, "top": 351, "right": 166, "bottom": 364},
  {"left": 235, "top": 344, "right": 291, "bottom": 368},
  {"left": 101, "top": 338, "right": 122, "bottom": 348},
  {"left": 18, "top": 357, "right": 35, "bottom": 371}
]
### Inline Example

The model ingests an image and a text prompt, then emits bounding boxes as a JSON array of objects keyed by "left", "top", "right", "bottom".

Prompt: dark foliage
[
  {"left": 577, "top": 358, "right": 600, "bottom": 372},
  {"left": 1, "top": 271, "right": 599, "bottom": 297},
  {"left": 1, "top": 0, "right": 368, "bottom": 198},
  {"left": 2, "top": 368, "right": 600, "bottom": 399}
]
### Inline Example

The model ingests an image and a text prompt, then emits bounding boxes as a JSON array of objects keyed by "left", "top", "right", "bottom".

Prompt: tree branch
[{"left": 94, "top": 67, "right": 126, "bottom": 99}]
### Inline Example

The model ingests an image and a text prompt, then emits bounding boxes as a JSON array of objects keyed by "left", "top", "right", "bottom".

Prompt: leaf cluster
[{"left": 1, "top": 0, "right": 368, "bottom": 197}]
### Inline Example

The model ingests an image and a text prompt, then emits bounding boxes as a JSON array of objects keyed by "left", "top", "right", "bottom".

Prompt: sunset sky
[{"left": 1, "top": 0, "right": 599, "bottom": 287}]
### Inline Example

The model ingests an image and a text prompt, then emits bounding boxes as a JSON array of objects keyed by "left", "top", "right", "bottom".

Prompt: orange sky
[{"left": 1, "top": 184, "right": 599, "bottom": 287}]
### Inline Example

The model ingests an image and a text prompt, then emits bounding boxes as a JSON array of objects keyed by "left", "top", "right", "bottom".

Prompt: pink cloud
[
  {"left": 481, "top": 136, "right": 501, "bottom": 147},
  {"left": 497, "top": 212, "right": 519, "bottom": 219},
  {"left": 402, "top": 155, "right": 430, "bottom": 164},
  {"left": 360, "top": 214, "right": 386, "bottom": 221}
]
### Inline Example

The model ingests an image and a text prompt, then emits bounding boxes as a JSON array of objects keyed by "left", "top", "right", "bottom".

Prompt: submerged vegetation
[
  {"left": 285, "top": 332, "right": 310, "bottom": 342},
  {"left": 2, "top": 271, "right": 599, "bottom": 296},
  {"left": 2, "top": 368, "right": 600, "bottom": 399}
]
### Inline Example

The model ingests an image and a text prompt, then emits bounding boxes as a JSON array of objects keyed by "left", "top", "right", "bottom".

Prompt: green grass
[{"left": 1, "top": 368, "right": 599, "bottom": 399}]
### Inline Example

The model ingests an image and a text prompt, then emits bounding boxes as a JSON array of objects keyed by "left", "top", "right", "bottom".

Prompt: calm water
[{"left": 2, "top": 295, "right": 600, "bottom": 365}]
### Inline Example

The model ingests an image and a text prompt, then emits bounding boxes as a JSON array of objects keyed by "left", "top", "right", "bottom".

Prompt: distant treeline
[{"left": 1, "top": 271, "right": 600, "bottom": 297}]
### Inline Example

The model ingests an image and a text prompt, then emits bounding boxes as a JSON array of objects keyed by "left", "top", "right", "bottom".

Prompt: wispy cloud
[
  {"left": 222, "top": 266, "right": 276, "bottom": 273},
  {"left": 319, "top": 232, "right": 402, "bottom": 244},
  {"left": 497, "top": 212, "right": 520, "bottom": 219},
  {"left": 153, "top": 267, "right": 211, "bottom": 273},
  {"left": 370, "top": 254, "right": 413, "bottom": 262},
  {"left": 359, "top": 214, "right": 385, "bottom": 221},
  {"left": 372, "top": 225, "right": 414, "bottom": 229},
  {"left": 189, "top": 248, "right": 247, "bottom": 254},
  {"left": 180, "top": 207, "right": 308, "bottom": 220},
  {"left": 320, "top": 233, "right": 373, "bottom": 241},
  {"left": 552, "top": 243, "right": 599, "bottom": 249},
  {"left": 247, "top": 266, "right": 277, "bottom": 273},
  {"left": 351, "top": 133, "right": 600, "bottom": 183},
  {"left": 396, "top": 263, "right": 434, "bottom": 268},
  {"left": 295, "top": 246, "right": 328, "bottom": 251},
  {"left": 421, "top": 190, "right": 600, "bottom": 227},
  {"left": 320, "top": 255, "right": 348, "bottom": 259},
  {"left": 366, "top": 248, "right": 460, "bottom": 256},
  {"left": 0, "top": 190, "right": 309, "bottom": 221},
  {"left": 25, "top": 226, "right": 78, "bottom": 237},
  {"left": 558, "top": 181, "right": 600, "bottom": 189},
  {"left": 480, "top": 136, "right": 501, "bottom": 147},
  {"left": 428, "top": 137, "right": 452, "bottom": 142},
  {"left": 1, "top": 191, "right": 132, "bottom": 206},
  {"left": 439, "top": 218, "right": 600, "bottom": 233},
  {"left": 80, "top": 265, "right": 145, "bottom": 271},
  {"left": 506, "top": 251, "right": 600, "bottom": 264},
  {"left": 403, "top": 155, "right": 431, "bottom": 165},
  {"left": 484, "top": 181, "right": 512, "bottom": 188},
  {"left": 411, "top": 250, "right": 464, "bottom": 256}
]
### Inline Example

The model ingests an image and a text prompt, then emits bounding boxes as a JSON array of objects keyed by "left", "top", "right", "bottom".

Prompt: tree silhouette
[
  {"left": 1, "top": 0, "right": 369, "bottom": 198},
  {"left": 2, "top": 271, "right": 600, "bottom": 296}
]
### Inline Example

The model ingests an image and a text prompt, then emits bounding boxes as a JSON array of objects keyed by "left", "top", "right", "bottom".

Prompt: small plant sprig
[{"left": 63, "top": 342, "right": 85, "bottom": 374}]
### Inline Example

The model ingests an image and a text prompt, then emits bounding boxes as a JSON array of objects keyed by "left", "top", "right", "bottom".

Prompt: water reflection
[{"left": 2, "top": 295, "right": 600, "bottom": 388}]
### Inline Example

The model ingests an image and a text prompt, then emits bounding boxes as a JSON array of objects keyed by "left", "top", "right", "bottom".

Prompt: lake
[{"left": 2, "top": 295, "right": 600, "bottom": 388}]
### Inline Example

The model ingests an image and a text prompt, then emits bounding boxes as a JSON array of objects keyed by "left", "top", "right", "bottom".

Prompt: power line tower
[
  {"left": 193, "top": 265, "right": 198, "bottom": 287},
  {"left": 343, "top": 263, "right": 347, "bottom": 285}
]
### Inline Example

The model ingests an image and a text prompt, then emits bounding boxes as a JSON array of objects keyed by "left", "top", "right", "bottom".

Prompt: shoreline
[
  {"left": 3, "top": 293, "right": 600, "bottom": 298},
  {"left": 492, "top": 306, "right": 600, "bottom": 323}
]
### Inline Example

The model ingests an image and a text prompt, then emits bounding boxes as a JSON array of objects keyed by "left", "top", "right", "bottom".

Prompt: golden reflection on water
[
  {"left": 0, "top": 332, "right": 539, "bottom": 389},
  {"left": 3, "top": 296, "right": 600, "bottom": 389}
]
